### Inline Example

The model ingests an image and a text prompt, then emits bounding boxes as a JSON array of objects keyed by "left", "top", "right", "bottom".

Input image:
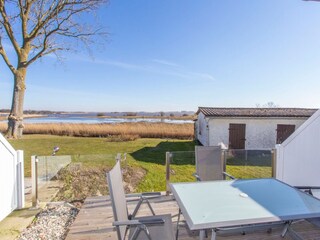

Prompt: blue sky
[{"left": 1, "top": 0, "right": 320, "bottom": 112}]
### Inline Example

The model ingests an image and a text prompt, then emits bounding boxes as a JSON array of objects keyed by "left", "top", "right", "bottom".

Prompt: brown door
[
  {"left": 229, "top": 124, "right": 246, "bottom": 149},
  {"left": 277, "top": 124, "right": 295, "bottom": 144}
]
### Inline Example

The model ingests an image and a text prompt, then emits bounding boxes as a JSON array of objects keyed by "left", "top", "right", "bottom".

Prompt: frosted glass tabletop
[{"left": 170, "top": 179, "right": 320, "bottom": 230}]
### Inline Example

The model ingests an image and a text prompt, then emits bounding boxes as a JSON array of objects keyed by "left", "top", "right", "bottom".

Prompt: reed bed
[{"left": 0, "top": 122, "right": 194, "bottom": 139}]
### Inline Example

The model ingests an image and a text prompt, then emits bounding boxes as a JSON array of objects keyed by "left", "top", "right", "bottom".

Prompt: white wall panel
[
  {"left": 276, "top": 110, "right": 320, "bottom": 187},
  {"left": 0, "top": 134, "right": 17, "bottom": 222}
]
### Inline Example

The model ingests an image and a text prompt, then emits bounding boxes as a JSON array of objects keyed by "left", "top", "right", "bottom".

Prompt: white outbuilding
[{"left": 195, "top": 107, "right": 317, "bottom": 149}]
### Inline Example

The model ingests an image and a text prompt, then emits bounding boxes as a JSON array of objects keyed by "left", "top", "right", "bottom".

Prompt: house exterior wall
[
  {"left": 195, "top": 112, "right": 209, "bottom": 146},
  {"left": 200, "top": 117, "right": 308, "bottom": 149},
  {"left": 276, "top": 109, "right": 320, "bottom": 187}
]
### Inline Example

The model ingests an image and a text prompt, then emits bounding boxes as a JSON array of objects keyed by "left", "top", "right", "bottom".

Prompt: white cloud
[
  {"left": 71, "top": 55, "right": 215, "bottom": 82},
  {"left": 152, "top": 59, "right": 181, "bottom": 68},
  {"left": 152, "top": 58, "right": 215, "bottom": 81}
]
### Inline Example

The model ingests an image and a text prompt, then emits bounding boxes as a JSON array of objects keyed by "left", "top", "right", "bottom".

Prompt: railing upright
[
  {"left": 165, "top": 152, "right": 171, "bottom": 195},
  {"left": 271, "top": 148, "right": 277, "bottom": 178},
  {"left": 31, "top": 155, "right": 39, "bottom": 209},
  {"left": 17, "top": 150, "right": 24, "bottom": 209}
]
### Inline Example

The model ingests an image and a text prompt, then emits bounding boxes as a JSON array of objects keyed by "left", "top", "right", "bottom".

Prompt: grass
[
  {"left": 0, "top": 122, "right": 194, "bottom": 139},
  {"left": 8, "top": 135, "right": 272, "bottom": 197},
  {"left": 8, "top": 135, "right": 195, "bottom": 192}
]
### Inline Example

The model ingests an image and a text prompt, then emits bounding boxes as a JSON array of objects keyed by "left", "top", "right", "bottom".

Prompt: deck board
[{"left": 66, "top": 195, "right": 320, "bottom": 240}]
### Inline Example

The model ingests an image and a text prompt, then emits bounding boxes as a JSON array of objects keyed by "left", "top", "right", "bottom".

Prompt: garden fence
[
  {"left": 165, "top": 149, "right": 275, "bottom": 194},
  {"left": 31, "top": 153, "right": 120, "bottom": 207}
]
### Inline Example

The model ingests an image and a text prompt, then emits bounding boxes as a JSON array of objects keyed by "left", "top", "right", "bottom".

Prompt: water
[{"left": 20, "top": 113, "right": 193, "bottom": 124}]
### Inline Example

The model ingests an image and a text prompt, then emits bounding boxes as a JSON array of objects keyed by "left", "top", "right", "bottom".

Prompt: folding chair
[
  {"left": 107, "top": 161, "right": 175, "bottom": 240},
  {"left": 193, "top": 145, "right": 235, "bottom": 181}
]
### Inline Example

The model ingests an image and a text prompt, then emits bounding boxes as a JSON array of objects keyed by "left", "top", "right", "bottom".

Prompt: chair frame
[
  {"left": 107, "top": 160, "right": 174, "bottom": 240},
  {"left": 193, "top": 145, "right": 235, "bottom": 181}
]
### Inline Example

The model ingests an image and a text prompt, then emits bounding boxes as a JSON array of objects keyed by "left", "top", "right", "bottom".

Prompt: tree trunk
[{"left": 6, "top": 68, "right": 27, "bottom": 139}]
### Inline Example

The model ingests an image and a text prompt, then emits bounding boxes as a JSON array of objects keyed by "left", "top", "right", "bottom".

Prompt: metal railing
[
  {"left": 165, "top": 149, "right": 275, "bottom": 194},
  {"left": 223, "top": 149, "right": 274, "bottom": 179},
  {"left": 31, "top": 153, "right": 121, "bottom": 208}
]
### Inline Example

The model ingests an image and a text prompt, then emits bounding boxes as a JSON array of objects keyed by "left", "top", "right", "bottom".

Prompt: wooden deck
[{"left": 66, "top": 195, "right": 320, "bottom": 240}]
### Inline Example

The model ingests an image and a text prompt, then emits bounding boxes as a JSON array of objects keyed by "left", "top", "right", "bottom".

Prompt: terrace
[
  {"left": 62, "top": 149, "right": 320, "bottom": 240},
  {"left": 66, "top": 194, "right": 320, "bottom": 240}
]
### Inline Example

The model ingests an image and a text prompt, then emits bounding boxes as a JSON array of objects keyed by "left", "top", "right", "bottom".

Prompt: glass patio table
[{"left": 170, "top": 178, "right": 320, "bottom": 240}]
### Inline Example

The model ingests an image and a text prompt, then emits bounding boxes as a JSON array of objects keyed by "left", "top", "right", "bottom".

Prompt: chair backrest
[
  {"left": 106, "top": 161, "right": 128, "bottom": 240},
  {"left": 195, "top": 145, "right": 223, "bottom": 181}
]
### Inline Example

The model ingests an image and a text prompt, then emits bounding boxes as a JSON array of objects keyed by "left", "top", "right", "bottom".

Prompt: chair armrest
[
  {"left": 139, "top": 218, "right": 165, "bottom": 225},
  {"left": 141, "top": 192, "right": 161, "bottom": 197},
  {"left": 113, "top": 218, "right": 165, "bottom": 227},
  {"left": 192, "top": 173, "right": 201, "bottom": 181},
  {"left": 295, "top": 186, "right": 320, "bottom": 190},
  {"left": 223, "top": 171, "right": 236, "bottom": 180},
  {"left": 113, "top": 220, "right": 141, "bottom": 226},
  {"left": 295, "top": 186, "right": 320, "bottom": 196},
  {"left": 126, "top": 192, "right": 162, "bottom": 200}
]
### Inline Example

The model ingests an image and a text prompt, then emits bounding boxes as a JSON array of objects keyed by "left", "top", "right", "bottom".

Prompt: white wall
[
  {"left": 207, "top": 117, "right": 307, "bottom": 149},
  {"left": 0, "top": 134, "right": 24, "bottom": 222},
  {"left": 276, "top": 110, "right": 320, "bottom": 187},
  {"left": 195, "top": 112, "right": 209, "bottom": 146}
]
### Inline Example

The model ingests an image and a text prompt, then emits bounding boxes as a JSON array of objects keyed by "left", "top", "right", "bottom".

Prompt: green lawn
[
  {"left": 9, "top": 135, "right": 196, "bottom": 192},
  {"left": 9, "top": 135, "right": 272, "bottom": 194}
]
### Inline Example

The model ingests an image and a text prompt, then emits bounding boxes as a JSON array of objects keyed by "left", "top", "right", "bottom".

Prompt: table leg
[
  {"left": 199, "top": 230, "right": 205, "bottom": 240},
  {"left": 176, "top": 209, "right": 181, "bottom": 240},
  {"left": 211, "top": 229, "right": 216, "bottom": 240},
  {"left": 281, "top": 221, "right": 292, "bottom": 237}
]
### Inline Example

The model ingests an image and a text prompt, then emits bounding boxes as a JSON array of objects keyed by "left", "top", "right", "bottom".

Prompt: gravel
[{"left": 17, "top": 203, "right": 79, "bottom": 240}]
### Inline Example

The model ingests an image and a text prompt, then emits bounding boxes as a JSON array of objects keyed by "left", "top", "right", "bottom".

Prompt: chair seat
[{"left": 128, "top": 214, "right": 174, "bottom": 240}]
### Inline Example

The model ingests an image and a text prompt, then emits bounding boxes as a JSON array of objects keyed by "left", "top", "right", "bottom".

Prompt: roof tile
[{"left": 197, "top": 107, "right": 318, "bottom": 118}]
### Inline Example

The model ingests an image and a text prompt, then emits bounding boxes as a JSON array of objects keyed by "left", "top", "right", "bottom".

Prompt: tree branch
[
  {"left": 0, "top": 38, "right": 16, "bottom": 74},
  {"left": 0, "top": 1, "right": 21, "bottom": 55}
]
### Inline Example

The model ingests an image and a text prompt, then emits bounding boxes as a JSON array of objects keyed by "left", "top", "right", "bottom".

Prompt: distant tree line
[{"left": 0, "top": 109, "right": 62, "bottom": 114}]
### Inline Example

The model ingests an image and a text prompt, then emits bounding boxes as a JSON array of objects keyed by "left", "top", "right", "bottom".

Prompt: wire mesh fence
[
  {"left": 166, "top": 149, "right": 274, "bottom": 193},
  {"left": 223, "top": 149, "right": 273, "bottom": 179}
]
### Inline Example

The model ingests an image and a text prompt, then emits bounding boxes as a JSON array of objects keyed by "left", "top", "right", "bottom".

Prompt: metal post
[
  {"left": 221, "top": 149, "right": 226, "bottom": 180},
  {"left": 17, "top": 150, "right": 25, "bottom": 209},
  {"left": 123, "top": 153, "right": 127, "bottom": 171},
  {"left": 271, "top": 148, "right": 277, "bottom": 178},
  {"left": 116, "top": 153, "right": 121, "bottom": 162},
  {"left": 31, "top": 155, "right": 39, "bottom": 209},
  {"left": 45, "top": 156, "right": 48, "bottom": 181},
  {"left": 165, "top": 152, "right": 171, "bottom": 196}
]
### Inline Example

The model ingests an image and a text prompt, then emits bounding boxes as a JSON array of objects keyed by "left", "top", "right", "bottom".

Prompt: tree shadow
[{"left": 131, "top": 140, "right": 196, "bottom": 165}]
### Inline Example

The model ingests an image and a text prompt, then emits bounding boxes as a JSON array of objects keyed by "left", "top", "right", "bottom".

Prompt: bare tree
[
  {"left": 0, "top": 0, "right": 107, "bottom": 138},
  {"left": 256, "top": 102, "right": 279, "bottom": 108}
]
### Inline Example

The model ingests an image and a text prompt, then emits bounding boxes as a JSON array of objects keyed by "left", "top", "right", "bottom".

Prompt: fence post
[
  {"left": 165, "top": 152, "right": 171, "bottom": 196},
  {"left": 271, "top": 148, "right": 277, "bottom": 178},
  {"left": 16, "top": 150, "right": 25, "bottom": 209},
  {"left": 116, "top": 153, "right": 121, "bottom": 162},
  {"left": 221, "top": 149, "right": 226, "bottom": 180},
  {"left": 31, "top": 155, "right": 39, "bottom": 209}
]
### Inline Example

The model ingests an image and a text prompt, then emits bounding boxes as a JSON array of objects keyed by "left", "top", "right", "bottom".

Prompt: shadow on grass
[{"left": 131, "top": 140, "right": 196, "bottom": 165}]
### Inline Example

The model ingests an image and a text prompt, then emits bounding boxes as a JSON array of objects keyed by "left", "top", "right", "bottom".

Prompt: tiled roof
[{"left": 197, "top": 107, "right": 318, "bottom": 118}]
